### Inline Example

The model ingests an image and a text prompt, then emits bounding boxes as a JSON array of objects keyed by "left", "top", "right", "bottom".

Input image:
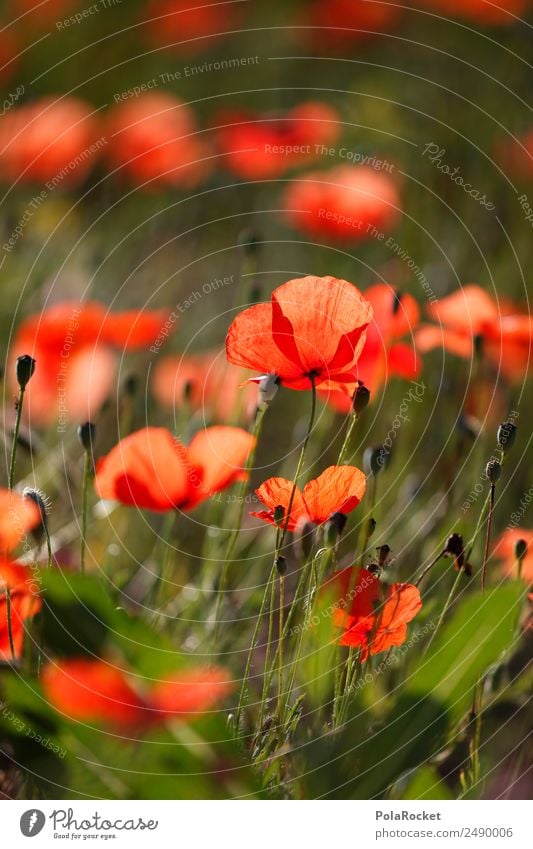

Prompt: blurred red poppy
[
  {"left": 323, "top": 566, "right": 422, "bottom": 660},
  {"left": 94, "top": 425, "right": 255, "bottom": 512},
  {"left": 213, "top": 102, "right": 340, "bottom": 179},
  {"left": 42, "top": 658, "right": 233, "bottom": 727},
  {"left": 418, "top": 0, "right": 531, "bottom": 25},
  {"left": 416, "top": 285, "right": 533, "bottom": 382},
  {"left": 10, "top": 302, "right": 170, "bottom": 426},
  {"left": 226, "top": 275, "right": 373, "bottom": 391},
  {"left": 0, "top": 490, "right": 39, "bottom": 554},
  {"left": 0, "top": 560, "right": 41, "bottom": 663},
  {"left": 104, "top": 93, "right": 211, "bottom": 188},
  {"left": 493, "top": 528, "right": 533, "bottom": 583},
  {"left": 0, "top": 97, "right": 101, "bottom": 186},
  {"left": 143, "top": 0, "right": 240, "bottom": 54},
  {"left": 251, "top": 465, "right": 366, "bottom": 532},
  {"left": 305, "top": 0, "right": 403, "bottom": 50},
  {"left": 283, "top": 165, "right": 399, "bottom": 242},
  {"left": 320, "top": 283, "right": 420, "bottom": 412},
  {"left": 152, "top": 348, "right": 258, "bottom": 423}
]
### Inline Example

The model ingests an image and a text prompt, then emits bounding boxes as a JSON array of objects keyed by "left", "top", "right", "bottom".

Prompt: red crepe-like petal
[
  {"left": 493, "top": 528, "right": 533, "bottom": 582},
  {"left": 0, "top": 559, "right": 41, "bottom": 662},
  {"left": 94, "top": 427, "right": 191, "bottom": 511},
  {"left": 64, "top": 346, "right": 117, "bottom": 424},
  {"left": 150, "top": 667, "right": 233, "bottom": 719},
  {"left": 185, "top": 426, "right": 256, "bottom": 509},
  {"left": 387, "top": 343, "right": 420, "bottom": 380},
  {"left": 428, "top": 285, "right": 499, "bottom": 336},
  {"left": 0, "top": 491, "right": 39, "bottom": 553},
  {"left": 251, "top": 477, "right": 308, "bottom": 531},
  {"left": 41, "top": 659, "right": 147, "bottom": 727},
  {"left": 302, "top": 465, "right": 366, "bottom": 524},
  {"left": 226, "top": 302, "right": 304, "bottom": 382},
  {"left": 321, "top": 567, "right": 381, "bottom": 631},
  {"left": 340, "top": 582, "right": 422, "bottom": 659},
  {"left": 365, "top": 284, "right": 420, "bottom": 340},
  {"left": 416, "top": 324, "right": 473, "bottom": 359},
  {"left": 102, "top": 309, "right": 171, "bottom": 350}
]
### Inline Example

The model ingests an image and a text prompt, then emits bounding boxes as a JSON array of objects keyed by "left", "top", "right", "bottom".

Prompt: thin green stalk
[
  {"left": 80, "top": 449, "right": 91, "bottom": 573},
  {"left": 259, "top": 570, "right": 278, "bottom": 730},
  {"left": 337, "top": 411, "right": 359, "bottom": 466},
  {"left": 276, "top": 573, "right": 285, "bottom": 719},
  {"left": 5, "top": 589, "right": 16, "bottom": 660},
  {"left": 8, "top": 388, "right": 24, "bottom": 491},
  {"left": 424, "top": 567, "right": 463, "bottom": 654},
  {"left": 481, "top": 484, "right": 495, "bottom": 594},
  {"left": 359, "top": 474, "right": 377, "bottom": 565},
  {"left": 415, "top": 549, "right": 446, "bottom": 588}
]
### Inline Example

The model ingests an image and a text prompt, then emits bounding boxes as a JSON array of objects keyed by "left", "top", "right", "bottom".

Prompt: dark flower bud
[
  {"left": 377, "top": 544, "right": 392, "bottom": 567},
  {"left": 249, "top": 284, "right": 262, "bottom": 304},
  {"left": 444, "top": 532, "right": 465, "bottom": 571},
  {"left": 486, "top": 459, "right": 501, "bottom": 484},
  {"left": 392, "top": 289, "right": 403, "bottom": 316},
  {"left": 273, "top": 505, "right": 285, "bottom": 527},
  {"left": 366, "top": 517, "right": 377, "bottom": 539},
  {"left": 298, "top": 521, "right": 316, "bottom": 560},
  {"left": 275, "top": 556, "right": 287, "bottom": 576},
  {"left": 325, "top": 512, "right": 347, "bottom": 547},
  {"left": 473, "top": 334, "right": 484, "bottom": 358},
  {"left": 123, "top": 373, "right": 139, "bottom": 397},
  {"left": 497, "top": 421, "right": 517, "bottom": 453},
  {"left": 78, "top": 421, "right": 96, "bottom": 452},
  {"left": 364, "top": 445, "right": 389, "bottom": 475},
  {"left": 515, "top": 538, "right": 528, "bottom": 562},
  {"left": 23, "top": 487, "right": 50, "bottom": 541},
  {"left": 352, "top": 383, "right": 370, "bottom": 415},
  {"left": 238, "top": 227, "right": 261, "bottom": 258},
  {"left": 16, "top": 355, "right": 36, "bottom": 390}
]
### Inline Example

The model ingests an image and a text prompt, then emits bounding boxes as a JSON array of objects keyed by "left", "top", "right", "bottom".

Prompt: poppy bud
[
  {"left": 258, "top": 373, "right": 279, "bottom": 406},
  {"left": 299, "top": 521, "right": 316, "bottom": 560},
  {"left": 366, "top": 517, "right": 377, "bottom": 539},
  {"left": 392, "top": 289, "right": 403, "bottom": 316},
  {"left": 352, "top": 383, "right": 370, "bottom": 415},
  {"left": 444, "top": 532, "right": 465, "bottom": 571},
  {"left": 23, "top": 486, "right": 50, "bottom": 541},
  {"left": 364, "top": 445, "right": 389, "bottom": 475},
  {"left": 78, "top": 421, "right": 96, "bottom": 452},
  {"left": 238, "top": 227, "right": 261, "bottom": 258},
  {"left": 325, "top": 512, "right": 347, "bottom": 547},
  {"left": 123, "top": 373, "right": 139, "bottom": 397},
  {"left": 16, "top": 355, "right": 36, "bottom": 390},
  {"left": 473, "top": 334, "right": 484, "bottom": 358},
  {"left": 275, "top": 556, "right": 287, "bottom": 576},
  {"left": 514, "top": 538, "right": 528, "bottom": 562},
  {"left": 486, "top": 459, "right": 501, "bottom": 484},
  {"left": 497, "top": 421, "right": 517, "bottom": 453},
  {"left": 273, "top": 505, "right": 285, "bottom": 527},
  {"left": 377, "top": 544, "right": 392, "bottom": 568}
]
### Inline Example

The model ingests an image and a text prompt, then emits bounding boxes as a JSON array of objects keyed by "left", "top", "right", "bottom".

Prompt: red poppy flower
[
  {"left": 0, "top": 97, "right": 101, "bottom": 186},
  {"left": 94, "top": 425, "right": 255, "bottom": 512},
  {"left": 323, "top": 567, "right": 422, "bottom": 660},
  {"left": 319, "top": 283, "right": 420, "bottom": 413},
  {"left": 0, "top": 490, "right": 39, "bottom": 554},
  {"left": 416, "top": 285, "right": 533, "bottom": 382},
  {"left": 213, "top": 102, "right": 340, "bottom": 179},
  {"left": 305, "top": 0, "right": 403, "bottom": 50},
  {"left": 226, "top": 275, "right": 373, "bottom": 391},
  {"left": 251, "top": 465, "right": 366, "bottom": 532},
  {"left": 418, "top": 0, "right": 531, "bottom": 25},
  {"left": 41, "top": 658, "right": 233, "bottom": 728},
  {"left": 283, "top": 165, "right": 399, "bottom": 243},
  {"left": 152, "top": 348, "right": 258, "bottom": 423},
  {"left": 493, "top": 529, "right": 533, "bottom": 584},
  {"left": 0, "top": 560, "right": 41, "bottom": 663},
  {"left": 104, "top": 93, "right": 211, "bottom": 188},
  {"left": 143, "top": 0, "right": 240, "bottom": 54},
  {"left": 10, "top": 301, "right": 170, "bottom": 426}
]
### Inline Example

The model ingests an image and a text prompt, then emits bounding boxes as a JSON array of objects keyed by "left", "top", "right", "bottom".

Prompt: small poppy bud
[
  {"left": 367, "top": 517, "right": 377, "bottom": 539},
  {"left": 275, "top": 556, "right": 287, "bottom": 576},
  {"left": 364, "top": 445, "right": 389, "bottom": 475},
  {"left": 249, "top": 284, "right": 262, "bottom": 304},
  {"left": 497, "top": 421, "right": 517, "bottom": 453},
  {"left": 514, "top": 538, "right": 528, "bottom": 562},
  {"left": 258, "top": 373, "right": 279, "bottom": 406},
  {"left": 123, "top": 373, "right": 139, "bottom": 396},
  {"left": 16, "top": 355, "right": 36, "bottom": 390},
  {"left": 299, "top": 521, "right": 316, "bottom": 559},
  {"left": 377, "top": 544, "right": 392, "bottom": 568},
  {"left": 486, "top": 459, "right": 501, "bottom": 484},
  {"left": 273, "top": 505, "right": 285, "bottom": 527},
  {"left": 238, "top": 227, "right": 261, "bottom": 258},
  {"left": 444, "top": 533, "right": 466, "bottom": 571},
  {"left": 23, "top": 487, "right": 50, "bottom": 541},
  {"left": 78, "top": 421, "right": 96, "bottom": 452},
  {"left": 473, "top": 333, "right": 484, "bottom": 358},
  {"left": 392, "top": 289, "right": 403, "bottom": 316},
  {"left": 325, "top": 512, "right": 347, "bottom": 547},
  {"left": 352, "top": 383, "right": 370, "bottom": 415}
]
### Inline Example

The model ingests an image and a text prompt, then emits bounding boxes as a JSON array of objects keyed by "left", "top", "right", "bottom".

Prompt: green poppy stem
[
  {"left": 8, "top": 387, "right": 24, "bottom": 491},
  {"left": 80, "top": 449, "right": 91, "bottom": 573}
]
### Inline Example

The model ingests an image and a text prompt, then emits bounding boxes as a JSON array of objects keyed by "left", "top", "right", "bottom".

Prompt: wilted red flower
[
  {"left": 104, "top": 93, "right": 211, "bottom": 188},
  {"left": 416, "top": 285, "right": 533, "bottom": 382},
  {"left": 143, "top": 0, "right": 240, "bottom": 53},
  {"left": 213, "top": 102, "right": 340, "bottom": 179},
  {"left": 11, "top": 302, "right": 170, "bottom": 426},
  {"left": 493, "top": 528, "right": 533, "bottom": 583},
  {"left": 283, "top": 165, "right": 399, "bottom": 242},
  {"left": 251, "top": 465, "right": 366, "bottom": 531},
  {"left": 0, "top": 489, "right": 39, "bottom": 554},
  {"left": 226, "top": 275, "right": 373, "bottom": 391},
  {"left": 418, "top": 0, "right": 531, "bottom": 25},
  {"left": 0, "top": 560, "right": 41, "bottom": 663},
  {"left": 323, "top": 566, "right": 422, "bottom": 660},
  {"left": 0, "top": 97, "right": 101, "bottom": 186},
  {"left": 152, "top": 348, "right": 258, "bottom": 423},
  {"left": 305, "top": 0, "right": 403, "bottom": 50},
  {"left": 42, "top": 658, "right": 233, "bottom": 727},
  {"left": 94, "top": 425, "right": 255, "bottom": 512},
  {"left": 320, "top": 283, "right": 420, "bottom": 412}
]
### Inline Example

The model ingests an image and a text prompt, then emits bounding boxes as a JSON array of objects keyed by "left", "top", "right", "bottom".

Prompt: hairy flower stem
[
  {"left": 481, "top": 483, "right": 496, "bottom": 594},
  {"left": 8, "top": 387, "right": 25, "bottom": 491},
  {"left": 415, "top": 550, "right": 446, "bottom": 587},
  {"left": 337, "top": 411, "right": 359, "bottom": 466},
  {"left": 359, "top": 474, "right": 378, "bottom": 566},
  {"left": 80, "top": 449, "right": 91, "bottom": 573}
]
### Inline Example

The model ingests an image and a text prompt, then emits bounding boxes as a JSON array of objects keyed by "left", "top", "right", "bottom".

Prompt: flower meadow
[{"left": 0, "top": 0, "right": 532, "bottom": 804}]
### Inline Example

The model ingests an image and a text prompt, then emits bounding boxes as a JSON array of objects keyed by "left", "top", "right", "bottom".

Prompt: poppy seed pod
[
  {"left": 273, "top": 505, "right": 285, "bottom": 527},
  {"left": 78, "top": 421, "right": 96, "bottom": 452},
  {"left": 275, "top": 556, "right": 287, "bottom": 576},
  {"left": 16, "top": 355, "right": 36, "bottom": 390},
  {"left": 364, "top": 445, "right": 389, "bottom": 475},
  {"left": 486, "top": 459, "right": 501, "bottom": 484},
  {"left": 352, "top": 383, "right": 370, "bottom": 415},
  {"left": 514, "top": 538, "right": 528, "bottom": 562},
  {"left": 497, "top": 421, "right": 517, "bottom": 453}
]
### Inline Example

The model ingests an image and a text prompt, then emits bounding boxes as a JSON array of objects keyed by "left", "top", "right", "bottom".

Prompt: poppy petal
[
  {"left": 150, "top": 667, "right": 233, "bottom": 719},
  {"left": 185, "top": 426, "right": 256, "bottom": 509},
  {"left": 0, "top": 490, "right": 40, "bottom": 553},
  {"left": 302, "top": 465, "right": 366, "bottom": 524},
  {"left": 252, "top": 477, "right": 308, "bottom": 531}
]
